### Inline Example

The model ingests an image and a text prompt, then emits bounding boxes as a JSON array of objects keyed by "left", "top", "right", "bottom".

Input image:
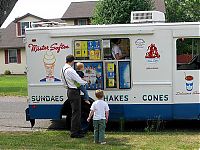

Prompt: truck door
[{"left": 174, "top": 37, "right": 200, "bottom": 119}]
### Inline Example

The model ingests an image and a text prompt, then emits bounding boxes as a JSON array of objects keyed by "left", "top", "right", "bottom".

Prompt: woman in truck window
[{"left": 111, "top": 39, "right": 124, "bottom": 60}]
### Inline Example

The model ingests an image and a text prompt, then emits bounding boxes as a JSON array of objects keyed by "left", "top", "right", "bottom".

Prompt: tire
[{"left": 61, "top": 95, "right": 94, "bottom": 130}]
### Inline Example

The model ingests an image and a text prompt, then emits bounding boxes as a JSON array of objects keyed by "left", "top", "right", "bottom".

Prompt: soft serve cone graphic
[{"left": 43, "top": 51, "right": 56, "bottom": 82}]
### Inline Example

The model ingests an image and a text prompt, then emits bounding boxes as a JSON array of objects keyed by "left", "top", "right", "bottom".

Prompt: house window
[
  {"left": 5, "top": 49, "right": 21, "bottom": 64},
  {"left": 9, "top": 49, "right": 17, "bottom": 63},
  {"left": 78, "top": 19, "right": 87, "bottom": 25},
  {"left": 21, "top": 22, "right": 30, "bottom": 35},
  {"left": 17, "top": 22, "right": 31, "bottom": 36}
]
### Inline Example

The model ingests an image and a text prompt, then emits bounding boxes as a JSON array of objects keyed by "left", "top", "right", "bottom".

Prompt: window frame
[
  {"left": 8, "top": 49, "right": 18, "bottom": 63},
  {"left": 17, "top": 21, "right": 31, "bottom": 37},
  {"left": 176, "top": 38, "right": 200, "bottom": 70},
  {"left": 73, "top": 37, "right": 131, "bottom": 90},
  {"left": 77, "top": 19, "right": 88, "bottom": 25}
]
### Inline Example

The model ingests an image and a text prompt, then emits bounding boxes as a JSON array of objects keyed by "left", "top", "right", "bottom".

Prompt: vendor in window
[{"left": 111, "top": 39, "right": 125, "bottom": 60}]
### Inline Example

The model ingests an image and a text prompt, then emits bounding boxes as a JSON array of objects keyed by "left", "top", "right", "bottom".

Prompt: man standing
[{"left": 61, "top": 55, "right": 87, "bottom": 138}]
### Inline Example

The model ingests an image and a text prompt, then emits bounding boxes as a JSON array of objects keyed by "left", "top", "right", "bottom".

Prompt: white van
[{"left": 25, "top": 13, "right": 200, "bottom": 127}]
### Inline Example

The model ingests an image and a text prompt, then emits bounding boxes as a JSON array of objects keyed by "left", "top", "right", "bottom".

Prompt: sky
[{"left": 1, "top": 0, "right": 98, "bottom": 28}]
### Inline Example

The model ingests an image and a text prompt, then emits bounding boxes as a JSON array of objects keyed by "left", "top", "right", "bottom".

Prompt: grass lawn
[
  {"left": 0, "top": 75, "right": 199, "bottom": 149},
  {"left": 0, "top": 131, "right": 199, "bottom": 150},
  {"left": 0, "top": 75, "right": 27, "bottom": 96}
]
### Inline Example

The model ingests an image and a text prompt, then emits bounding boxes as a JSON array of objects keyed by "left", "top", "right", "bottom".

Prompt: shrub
[{"left": 4, "top": 70, "right": 11, "bottom": 75}]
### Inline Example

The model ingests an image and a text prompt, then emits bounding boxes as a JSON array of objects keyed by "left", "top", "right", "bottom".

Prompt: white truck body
[{"left": 25, "top": 22, "right": 200, "bottom": 122}]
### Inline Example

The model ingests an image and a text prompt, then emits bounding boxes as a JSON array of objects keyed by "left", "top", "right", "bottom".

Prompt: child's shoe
[{"left": 100, "top": 142, "right": 106, "bottom": 145}]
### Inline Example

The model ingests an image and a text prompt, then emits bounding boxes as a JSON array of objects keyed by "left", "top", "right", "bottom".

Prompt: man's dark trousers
[{"left": 67, "top": 88, "right": 81, "bottom": 135}]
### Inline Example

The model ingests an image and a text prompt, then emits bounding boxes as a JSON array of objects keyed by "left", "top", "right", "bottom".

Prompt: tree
[
  {"left": 165, "top": 0, "right": 200, "bottom": 22},
  {"left": 91, "top": 0, "right": 154, "bottom": 25}
]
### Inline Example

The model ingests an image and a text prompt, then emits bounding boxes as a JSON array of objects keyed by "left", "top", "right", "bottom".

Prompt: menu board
[
  {"left": 82, "top": 62, "right": 103, "bottom": 90},
  {"left": 74, "top": 40, "right": 101, "bottom": 60},
  {"left": 105, "top": 62, "right": 117, "bottom": 88}
]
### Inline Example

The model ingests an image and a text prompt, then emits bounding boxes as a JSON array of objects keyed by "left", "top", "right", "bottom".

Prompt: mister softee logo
[
  {"left": 145, "top": 43, "right": 160, "bottom": 63},
  {"left": 28, "top": 42, "right": 69, "bottom": 53}
]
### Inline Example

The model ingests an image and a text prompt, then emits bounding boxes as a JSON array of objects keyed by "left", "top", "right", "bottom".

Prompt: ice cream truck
[{"left": 25, "top": 11, "right": 200, "bottom": 127}]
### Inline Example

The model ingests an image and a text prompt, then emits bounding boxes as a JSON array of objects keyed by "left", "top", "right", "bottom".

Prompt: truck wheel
[
  {"left": 61, "top": 96, "right": 94, "bottom": 130},
  {"left": 61, "top": 100, "right": 71, "bottom": 130}
]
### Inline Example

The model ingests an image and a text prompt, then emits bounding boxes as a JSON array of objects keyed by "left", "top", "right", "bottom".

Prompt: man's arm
[{"left": 69, "top": 69, "right": 87, "bottom": 85}]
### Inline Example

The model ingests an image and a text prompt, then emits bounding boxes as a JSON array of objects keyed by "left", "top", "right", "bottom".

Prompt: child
[
  {"left": 87, "top": 89, "right": 110, "bottom": 144},
  {"left": 76, "top": 62, "right": 90, "bottom": 105}
]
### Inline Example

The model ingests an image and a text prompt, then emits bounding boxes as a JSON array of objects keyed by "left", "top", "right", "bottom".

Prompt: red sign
[{"left": 145, "top": 44, "right": 160, "bottom": 59}]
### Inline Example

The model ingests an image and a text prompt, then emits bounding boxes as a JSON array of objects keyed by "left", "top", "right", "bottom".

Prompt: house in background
[
  {"left": 0, "top": 13, "right": 62, "bottom": 74},
  {"left": 61, "top": 0, "right": 165, "bottom": 25},
  {"left": 0, "top": 0, "right": 166, "bottom": 74},
  {"left": 0, "top": 20, "right": 25, "bottom": 74},
  {"left": 62, "top": 1, "right": 97, "bottom": 25}
]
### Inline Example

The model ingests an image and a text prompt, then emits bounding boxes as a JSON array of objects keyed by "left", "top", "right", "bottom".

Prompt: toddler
[
  {"left": 87, "top": 89, "right": 109, "bottom": 144},
  {"left": 76, "top": 62, "right": 90, "bottom": 104}
]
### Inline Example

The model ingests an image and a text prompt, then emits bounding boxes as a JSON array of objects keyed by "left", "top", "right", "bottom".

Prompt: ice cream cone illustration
[{"left": 43, "top": 51, "right": 56, "bottom": 82}]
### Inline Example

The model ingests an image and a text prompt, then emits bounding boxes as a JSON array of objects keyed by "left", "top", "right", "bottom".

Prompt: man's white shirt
[
  {"left": 112, "top": 45, "right": 122, "bottom": 59},
  {"left": 61, "top": 63, "right": 87, "bottom": 89}
]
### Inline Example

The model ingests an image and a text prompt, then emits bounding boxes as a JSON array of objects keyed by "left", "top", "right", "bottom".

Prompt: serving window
[
  {"left": 73, "top": 38, "right": 131, "bottom": 90},
  {"left": 103, "top": 38, "right": 130, "bottom": 60}
]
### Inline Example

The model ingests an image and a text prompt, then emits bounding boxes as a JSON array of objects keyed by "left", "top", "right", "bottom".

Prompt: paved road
[{"left": 0, "top": 96, "right": 66, "bottom": 131}]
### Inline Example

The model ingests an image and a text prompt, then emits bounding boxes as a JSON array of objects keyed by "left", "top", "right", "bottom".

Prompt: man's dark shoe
[
  {"left": 70, "top": 133, "right": 84, "bottom": 138},
  {"left": 78, "top": 130, "right": 87, "bottom": 134}
]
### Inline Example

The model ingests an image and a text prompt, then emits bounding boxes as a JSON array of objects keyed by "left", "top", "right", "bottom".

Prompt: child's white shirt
[{"left": 90, "top": 99, "right": 110, "bottom": 120}]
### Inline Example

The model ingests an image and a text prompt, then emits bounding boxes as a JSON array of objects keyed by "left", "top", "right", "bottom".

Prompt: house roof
[
  {"left": 62, "top": 0, "right": 165, "bottom": 20},
  {"left": 0, "top": 21, "right": 24, "bottom": 48},
  {"left": 14, "top": 13, "right": 48, "bottom": 23},
  {"left": 0, "top": 13, "right": 46, "bottom": 49},
  {"left": 62, "top": 1, "right": 97, "bottom": 19},
  {"left": 0, "top": 13, "right": 64, "bottom": 49}
]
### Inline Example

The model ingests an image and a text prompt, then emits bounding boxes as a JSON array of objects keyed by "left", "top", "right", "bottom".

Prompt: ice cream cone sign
[{"left": 40, "top": 51, "right": 61, "bottom": 82}]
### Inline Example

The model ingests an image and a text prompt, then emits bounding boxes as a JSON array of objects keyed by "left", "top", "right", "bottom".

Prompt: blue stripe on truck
[
  {"left": 109, "top": 103, "right": 200, "bottom": 120},
  {"left": 28, "top": 103, "right": 200, "bottom": 120},
  {"left": 29, "top": 104, "right": 63, "bottom": 119}
]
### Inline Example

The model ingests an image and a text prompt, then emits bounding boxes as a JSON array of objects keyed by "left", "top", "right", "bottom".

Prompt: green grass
[
  {"left": 0, "top": 131, "right": 199, "bottom": 149},
  {"left": 0, "top": 76, "right": 199, "bottom": 149},
  {"left": 0, "top": 75, "right": 27, "bottom": 96}
]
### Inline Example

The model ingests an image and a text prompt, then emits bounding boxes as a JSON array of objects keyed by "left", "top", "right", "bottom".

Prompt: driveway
[{"left": 0, "top": 96, "right": 66, "bottom": 131}]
